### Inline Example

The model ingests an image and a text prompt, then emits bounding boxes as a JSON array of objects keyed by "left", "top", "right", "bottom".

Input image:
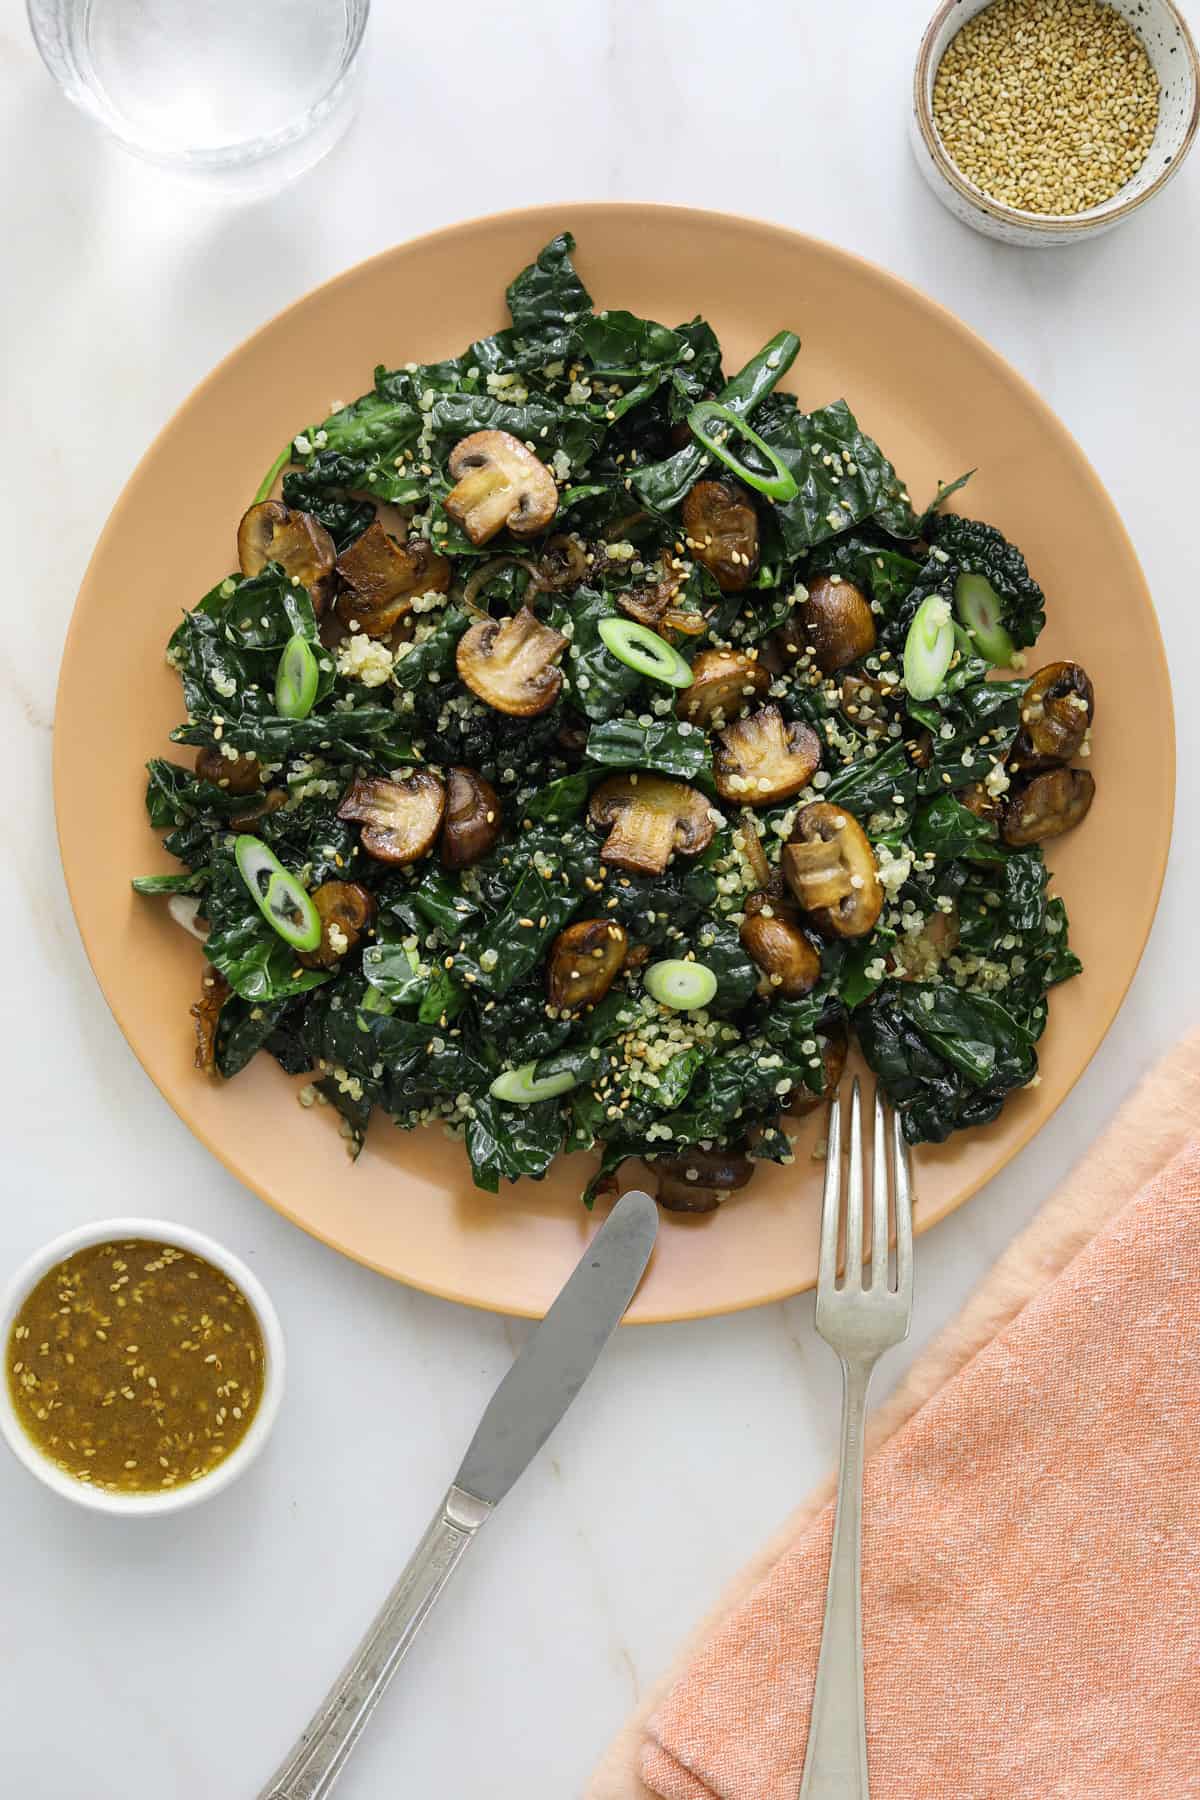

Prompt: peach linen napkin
[{"left": 589, "top": 1031, "right": 1200, "bottom": 1800}]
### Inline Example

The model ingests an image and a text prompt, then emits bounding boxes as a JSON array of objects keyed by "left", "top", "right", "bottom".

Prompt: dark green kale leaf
[
  {"left": 584, "top": 718, "right": 712, "bottom": 782},
  {"left": 549, "top": 587, "right": 643, "bottom": 723},
  {"left": 465, "top": 1094, "right": 565, "bottom": 1192},
  {"left": 910, "top": 793, "right": 1004, "bottom": 862},
  {"left": 424, "top": 392, "right": 602, "bottom": 472},
  {"left": 855, "top": 983, "right": 1037, "bottom": 1144},
  {"left": 806, "top": 534, "right": 922, "bottom": 613},
  {"left": 201, "top": 855, "right": 331, "bottom": 1005},
  {"left": 757, "top": 399, "right": 918, "bottom": 552},
  {"left": 282, "top": 449, "right": 424, "bottom": 521},
  {"left": 144, "top": 759, "right": 248, "bottom": 828},
  {"left": 906, "top": 675, "right": 1025, "bottom": 795},
  {"left": 822, "top": 740, "right": 920, "bottom": 821},
  {"left": 693, "top": 918, "right": 760, "bottom": 1014},
  {"left": 505, "top": 231, "right": 593, "bottom": 362}
]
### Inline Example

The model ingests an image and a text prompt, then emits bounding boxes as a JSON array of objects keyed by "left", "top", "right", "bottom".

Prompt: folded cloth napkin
[{"left": 589, "top": 1032, "right": 1200, "bottom": 1800}]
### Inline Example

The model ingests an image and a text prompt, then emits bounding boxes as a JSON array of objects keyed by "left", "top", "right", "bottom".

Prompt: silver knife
[{"left": 258, "top": 1187, "right": 659, "bottom": 1800}]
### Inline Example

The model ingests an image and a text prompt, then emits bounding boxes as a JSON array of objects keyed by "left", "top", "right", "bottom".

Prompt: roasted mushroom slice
[
  {"left": 786, "top": 1023, "right": 849, "bottom": 1116},
  {"left": 444, "top": 431, "right": 559, "bottom": 546},
  {"left": 782, "top": 802, "right": 883, "bottom": 938},
  {"left": 714, "top": 705, "right": 822, "bottom": 806},
  {"left": 840, "top": 673, "right": 893, "bottom": 729},
  {"left": 802, "top": 574, "right": 877, "bottom": 674},
  {"left": 336, "top": 769, "right": 446, "bottom": 865},
  {"left": 654, "top": 1147, "right": 754, "bottom": 1214},
  {"left": 456, "top": 606, "right": 567, "bottom": 717},
  {"left": 1011, "top": 661, "right": 1094, "bottom": 770},
  {"left": 297, "top": 882, "right": 376, "bottom": 970},
  {"left": 538, "top": 533, "right": 589, "bottom": 591},
  {"left": 334, "top": 523, "right": 451, "bottom": 637},
  {"left": 588, "top": 775, "right": 716, "bottom": 877},
  {"left": 1002, "top": 767, "right": 1095, "bottom": 846},
  {"left": 959, "top": 779, "right": 1002, "bottom": 824},
  {"left": 682, "top": 479, "right": 759, "bottom": 592},
  {"left": 546, "top": 919, "right": 629, "bottom": 1011},
  {"left": 740, "top": 894, "right": 822, "bottom": 998},
  {"left": 676, "top": 648, "right": 770, "bottom": 727},
  {"left": 440, "top": 767, "right": 502, "bottom": 869},
  {"left": 618, "top": 578, "right": 708, "bottom": 637},
  {"left": 195, "top": 745, "right": 260, "bottom": 795},
  {"left": 190, "top": 966, "right": 230, "bottom": 1075},
  {"left": 230, "top": 786, "right": 288, "bottom": 832},
  {"left": 237, "top": 500, "right": 337, "bottom": 609}
]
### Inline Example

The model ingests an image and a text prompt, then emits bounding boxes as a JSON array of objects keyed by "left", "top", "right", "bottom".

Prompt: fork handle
[{"left": 798, "top": 1354, "right": 874, "bottom": 1798}]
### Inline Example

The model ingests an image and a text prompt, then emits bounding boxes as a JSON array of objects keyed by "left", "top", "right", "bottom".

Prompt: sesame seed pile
[{"left": 932, "top": 0, "right": 1160, "bottom": 216}]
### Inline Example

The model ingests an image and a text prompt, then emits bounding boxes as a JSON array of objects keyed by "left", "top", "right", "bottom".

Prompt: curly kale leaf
[
  {"left": 505, "top": 231, "right": 593, "bottom": 362},
  {"left": 930, "top": 514, "right": 1047, "bottom": 648}
]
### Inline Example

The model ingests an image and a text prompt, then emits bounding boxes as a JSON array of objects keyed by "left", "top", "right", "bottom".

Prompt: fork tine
[
  {"left": 871, "top": 1085, "right": 889, "bottom": 1290},
  {"left": 892, "top": 1107, "right": 914, "bottom": 1300},
  {"left": 818, "top": 1089, "right": 842, "bottom": 1293},
  {"left": 844, "top": 1077, "right": 863, "bottom": 1288}
]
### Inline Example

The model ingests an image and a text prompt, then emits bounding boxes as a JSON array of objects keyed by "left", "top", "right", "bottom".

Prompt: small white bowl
[
  {"left": 0, "top": 1218, "right": 285, "bottom": 1515},
  {"left": 912, "top": 0, "right": 1199, "bottom": 245}
]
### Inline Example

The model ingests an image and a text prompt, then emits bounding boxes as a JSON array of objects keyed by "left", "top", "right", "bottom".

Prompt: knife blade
[
  {"left": 455, "top": 1184, "right": 659, "bottom": 1506},
  {"left": 259, "top": 1188, "right": 658, "bottom": 1800}
]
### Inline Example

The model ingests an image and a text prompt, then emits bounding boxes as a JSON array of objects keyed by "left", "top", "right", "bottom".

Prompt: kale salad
[{"left": 136, "top": 232, "right": 1096, "bottom": 1210}]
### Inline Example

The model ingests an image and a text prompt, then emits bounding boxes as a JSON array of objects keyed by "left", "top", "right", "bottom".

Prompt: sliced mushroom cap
[
  {"left": 195, "top": 746, "right": 261, "bottom": 795},
  {"left": 655, "top": 1147, "right": 755, "bottom": 1213},
  {"left": 444, "top": 431, "right": 559, "bottom": 545},
  {"left": 555, "top": 714, "right": 590, "bottom": 759},
  {"left": 714, "top": 705, "right": 822, "bottom": 806},
  {"left": 959, "top": 780, "right": 1002, "bottom": 824},
  {"left": 1002, "top": 767, "right": 1095, "bottom": 846},
  {"left": 190, "top": 966, "right": 230, "bottom": 1075},
  {"left": 588, "top": 774, "right": 716, "bottom": 876},
  {"left": 785, "top": 1023, "right": 849, "bottom": 1115},
  {"left": 682, "top": 479, "right": 759, "bottom": 592},
  {"left": 230, "top": 786, "right": 288, "bottom": 832},
  {"left": 802, "top": 574, "right": 877, "bottom": 674},
  {"left": 336, "top": 769, "right": 446, "bottom": 865},
  {"left": 538, "top": 533, "right": 589, "bottom": 591},
  {"left": 440, "top": 767, "right": 502, "bottom": 869},
  {"left": 1012, "top": 661, "right": 1095, "bottom": 769},
  {"left": 740, "top": 894, "right": 822, "bottom": 998},
  {"left": 334, "top": 523, "right": 451, "bottom": 637},
  {"left": 456, "top": 606, "right": 567, "bottom": 717},
  {"left": 840, "top": 673, "right": 894, "bottom": 729},
  {"left": 546, "top": 918, "right": 629, "bottom": 1011},
  {"left": 676, "top": 647, "right": 771, "bottom": 727},
  {"left": 618, "top": 575, "right": 708, "bottom": 637},
  {"left": 782, "top": 802, "right": 883, "bottom": 938},
  {"left": 297, "top": 881, "right": 376, "bottom": 970},
  {"left": 237, "top": 500, "right": 337, "bottom": 609}
]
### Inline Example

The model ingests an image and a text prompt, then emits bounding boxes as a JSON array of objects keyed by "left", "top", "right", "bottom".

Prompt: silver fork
[{"left": 798, "top": 1078, "right": 914, "bottom": 1800}]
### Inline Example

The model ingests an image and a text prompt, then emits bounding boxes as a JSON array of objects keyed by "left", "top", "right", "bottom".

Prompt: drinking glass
[{"left": 27, "top": 0, "right": 370, "bottom": 194}]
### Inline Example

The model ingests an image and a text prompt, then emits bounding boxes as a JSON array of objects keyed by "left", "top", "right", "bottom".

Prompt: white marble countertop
[{"left": 2, "top": 1, "right": 1197, "bottom": 1793}]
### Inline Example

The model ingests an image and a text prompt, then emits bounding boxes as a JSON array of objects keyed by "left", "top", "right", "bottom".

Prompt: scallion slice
[
  {"left": 490, "top": 1061, "right": 582, "bottom": 1105},
  {"left": 275, "top": 634, "right": 320, "bottom": 719},
  {"left": 234, "top": 835, "right": 322, "bottom": 952},
  {"left": 643, "top": 958, "right": 718, "bottom": 1011},
  {"left": 903, "top": 595, "right": 957, "bottom": 702},
  {"left": 686, "top": 400, "right": 799, "bottom": 503},
  {"left": 954, "top": 572, "right": 1015, "bottom": 667},
  {"left": 597, "top": 617, "right": 693, "bottom": 689}
]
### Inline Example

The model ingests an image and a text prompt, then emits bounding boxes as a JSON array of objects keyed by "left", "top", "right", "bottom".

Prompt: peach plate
[{"left": 53, "top": 205, "right": 1173, "bottom": 1324}]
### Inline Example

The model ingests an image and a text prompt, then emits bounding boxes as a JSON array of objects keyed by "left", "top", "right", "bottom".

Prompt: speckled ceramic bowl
[{"left": 912, "top": 0, "right": 1199, "bottom": 245}]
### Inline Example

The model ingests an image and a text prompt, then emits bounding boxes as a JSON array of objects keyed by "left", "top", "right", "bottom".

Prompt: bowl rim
[
  {"left": 0, "top": 1217, "right": 285, "bottom": 1515},
  {"left": 913, "top": 0, "right": 1200, "bottom": 235}
]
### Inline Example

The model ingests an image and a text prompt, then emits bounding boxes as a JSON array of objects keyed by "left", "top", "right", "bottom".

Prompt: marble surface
[{"left": 2, "top": 2, "right": 1198, "bottom": 1794}]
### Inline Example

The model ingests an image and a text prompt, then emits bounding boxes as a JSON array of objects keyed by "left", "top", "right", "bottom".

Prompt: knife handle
[{"left": 258, "top": 1484, "right": 492, "bottom": 1800}]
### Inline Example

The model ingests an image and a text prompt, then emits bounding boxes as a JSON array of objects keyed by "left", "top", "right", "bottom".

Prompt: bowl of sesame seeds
[
  {"left": 912, "top": 0, "right": 1198, "bottom": 244},
  {"left": 0, "top": 1219, "right": 285, "bottom": 1514}
]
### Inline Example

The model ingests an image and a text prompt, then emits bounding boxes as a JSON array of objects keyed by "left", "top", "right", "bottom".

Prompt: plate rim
[{"left": 53, "top": 201, "right": 1176, "bottom": 1323}]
